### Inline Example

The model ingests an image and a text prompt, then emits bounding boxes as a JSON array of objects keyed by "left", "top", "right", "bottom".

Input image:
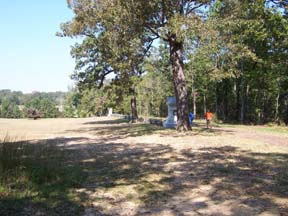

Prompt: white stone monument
[
  {"left": 107, "top": 108, "right": 113, "bottom": 117},
  {"left": 163, "top": 96, "right": 177, "bottom": 128}
]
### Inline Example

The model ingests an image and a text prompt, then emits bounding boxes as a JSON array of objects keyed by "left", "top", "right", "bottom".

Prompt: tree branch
[
  {"left": 144, "top": 24, "right": 161, "bottom": 38},
  {"left": 186, "top": 3, "right": 204, "bottom": 15},
  {"left": 143, "top": 24, "right": 168, "bottom": 42},
  {"left": 98, "top": 68, "right": 114, "bottom": 89}
]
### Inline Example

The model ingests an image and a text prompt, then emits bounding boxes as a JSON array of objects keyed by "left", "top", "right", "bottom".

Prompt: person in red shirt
[{"left": 205, "top": 110, "right": 213, "bottom": 129}]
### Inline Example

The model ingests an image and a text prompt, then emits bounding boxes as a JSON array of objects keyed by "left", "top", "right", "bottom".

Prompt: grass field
[{"left": 0, "top": 117, "right": 287, "bottom": 216}]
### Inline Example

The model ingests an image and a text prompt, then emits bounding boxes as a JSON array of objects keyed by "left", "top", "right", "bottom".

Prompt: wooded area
[
  {"left": 1, "top": 1, "right": 287, "bottom": 128},
  {"left": 0, "top": 90, "right": 65, "bottom": 118},
  {"left": 58, "top": 0, "right": 288, "bottom": 129}
]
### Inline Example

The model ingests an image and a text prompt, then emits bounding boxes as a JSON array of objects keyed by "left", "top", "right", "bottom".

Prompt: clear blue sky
[{"left": 0, "top": 1, "right": 77, "bottom": 93}]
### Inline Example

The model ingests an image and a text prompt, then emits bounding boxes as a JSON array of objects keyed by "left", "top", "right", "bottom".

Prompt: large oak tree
[{"left": 60, "top": 0, "right": 211, "bottom": 130}]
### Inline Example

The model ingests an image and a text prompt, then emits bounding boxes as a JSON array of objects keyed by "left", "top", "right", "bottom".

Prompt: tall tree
[
  {"left": 60, "top": 0, "right": 212, "bottom": 130},
  {"left": 202, "top": 0, "right": 288, "bottom": 124}
]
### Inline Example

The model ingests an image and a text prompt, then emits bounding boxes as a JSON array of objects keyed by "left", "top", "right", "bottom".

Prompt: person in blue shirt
[{"left": 189, "top": 112, "right": 194, "bottom": 126}]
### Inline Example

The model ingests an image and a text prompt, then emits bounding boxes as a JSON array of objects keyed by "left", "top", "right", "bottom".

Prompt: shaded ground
[{"left": 0, "top": 117, "right": 288, "bottom": 215}]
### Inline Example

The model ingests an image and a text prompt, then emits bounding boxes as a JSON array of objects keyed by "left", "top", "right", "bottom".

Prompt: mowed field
[{"left": 1, "top": 117, "right": 288, "bottom": 216}]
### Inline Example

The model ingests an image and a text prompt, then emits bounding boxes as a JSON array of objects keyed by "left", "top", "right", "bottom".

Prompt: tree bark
[
  {"left": 222, "top": 80, "right": 228, "bottom": 121},
  {"left": 274, "top": 92, "right": 279, "bottom": 123},
  {"left": 235, "top": 80, "right": 240, "bottom": 121},
  {"left": 191, "top": 71, "right": 197, "bottom": 118},
  {"left": 131, "top": 95, "right": 138, "bottom": 123},
  {"left": 285, "top": 97, "right": 288, "bottom": 126},
  {"left": 193, "top": 91, "right": 197, "bottom": 118},
  {"left": 240, "top": 76, "right": 245, "bottom": 124},
  {"left": 215, "top": 85, "right": 218, "bottom": 117},
  {"left": 169, "top": 40, "right": 191, "bottom": 131},
  {"left": 203, "top": 94, "right": 207, "bottom": 115}
]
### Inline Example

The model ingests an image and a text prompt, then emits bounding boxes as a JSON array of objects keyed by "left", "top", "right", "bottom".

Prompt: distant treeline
[{"left": 0, "top": 90, "right": 67, "bottom": 118}]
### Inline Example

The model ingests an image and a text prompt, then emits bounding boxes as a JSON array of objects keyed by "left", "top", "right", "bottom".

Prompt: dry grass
[
  {"left": 0, "top": 134, "right": 86, "bottom": 216},
  {"left": 0, "top": 117, "right": 287, "bottom": 216}
]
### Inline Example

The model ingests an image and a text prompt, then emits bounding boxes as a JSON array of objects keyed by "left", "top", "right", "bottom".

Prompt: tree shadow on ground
[
  {"left": 68, "top": 120, "right": 235, "bottom": 139},
  {"left": 0, "top": 137, "right": 89, "bottom": 216},
  {"left": 2, "top": 132, "right": 287, "bottom": 215},
  {"left": 82, "top": 118, "right": 129, "bottom": 125},
  {"left": 41, "top": 138, "right": 287, "bottom": 215},
  {"left": 66, "top": 123, "right": 167, "bottom": 138},
  {"left": 158, "top": 146, "right": 285, "bottom": 215},
  {"left": 192, "top": 127, "right": 235, "bottom": 136}
]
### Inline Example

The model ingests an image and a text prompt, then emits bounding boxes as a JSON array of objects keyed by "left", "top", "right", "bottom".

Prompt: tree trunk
[
  {"left": 262, "top": 91, "right": 267, "bottom": 123},
  {"left": 275, "top": 92, "right": 280, "bottom": 123},
  {"left": 222, "top": 80, "right": 228, "bottom": 121},
  {"left": 170, "top": 40, "right": 191, "bottom": 131},
  {"left": 285, "top": 97, "right": 288, "bottom": 126},
  {"left": 215, "top": 85, "right": 218, "bottom": 117},
  {"left": 131, "top": 95, "right": 138, "bottom": 123},
  {"left": 235, "top": 80, "right": 240, "bottom": 121},
  {"left": 193, "top": 91, "right": 197, "bottom": 118},
  {"left": 191, "top": 69, "right": 197, "bottom": 118},
  {"left": 139, "top": 98, "right": 142, "bottom": 116},
  {"left": 203, "top": 94, "right": 207, "bottom": 115},
  {"left": 240, "top": 76, "right": 245, "bottom": 124}
]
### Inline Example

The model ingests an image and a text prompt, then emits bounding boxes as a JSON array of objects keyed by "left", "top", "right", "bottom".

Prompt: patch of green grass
[
  {"left": 213, "top": 165, "right": 236, "bottom": 175},
  {"left": 136, "top": 181, "right": 156, "bottom": 194},
  {"left": 0, "top": 136, "right": 86, "bottom": 215},
  {"left": 215, "top": 122, "right": 288, "bottom": 135},
  {"left": 277, "top": 172, "right": 288, "bottom": 187},
  {"left": 254, "top": 126, "right": 288, "bottom": 135},
  {"left": 251, "top": 177, "right": 265, "bottom": 184}
]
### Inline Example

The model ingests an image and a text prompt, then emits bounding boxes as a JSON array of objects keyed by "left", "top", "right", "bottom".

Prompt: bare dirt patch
[{"left": 1, "top": 117, "right": 287, "bottom": 215}]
